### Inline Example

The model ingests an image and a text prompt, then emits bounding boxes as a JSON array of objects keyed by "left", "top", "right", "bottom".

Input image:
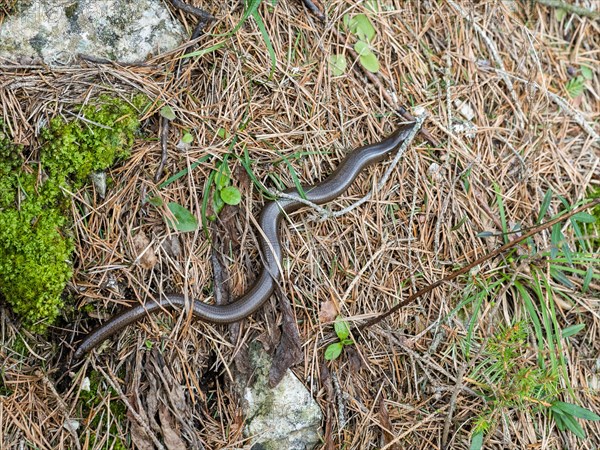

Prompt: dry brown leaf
[
  {"left": 319, "top": 298, "right": 338, "bottom": 323},
  {"left": 146, "top": 371, "right": 161, "bottom": 433},
  {"left": 378, "top": 396, "right": 400, "bottom": 450},
  {"left": 129, "top": 411, "right": 155, "bottom": 450},
  {"left": 132, "top": 231, "right": 158, "bottom": 269},
  {"left": 159, "top": 405, "right": 187, "bottom": 450}
]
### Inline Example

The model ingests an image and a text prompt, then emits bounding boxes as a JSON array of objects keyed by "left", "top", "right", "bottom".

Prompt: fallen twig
[
  {"left": 154, "top": 116, "right": 170, "bottom": 183},
  {"left": 535, "top": 0, "right": 599, "bottom": 18},
  {"left": 359, "top": 197, "right": 600, "bottom": 330}
]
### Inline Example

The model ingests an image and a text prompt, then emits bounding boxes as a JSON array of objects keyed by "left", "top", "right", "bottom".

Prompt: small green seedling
[
  {"left": 324, "top": 316, "right": 354, "bottom": 360},
  {"left": 329, "top": 54, "right": 347, "bottom": 76},
  {"left": 330, "top": 13, "right": 380, "bottom": 75},
  {"left": 159, "top": 105, "right": 176, "bottom": 120},
  {"left": 565, "top": 66, "right": 593, "bottom": 98},
  {"left": 166, "top": 202, "right": 199, "bottom": 232},
  {"left": 147, "top": 196, "right": 199, "bottom": 233},
  {"left": 207, "top": 158, "right": 242, "bottom": 222}
]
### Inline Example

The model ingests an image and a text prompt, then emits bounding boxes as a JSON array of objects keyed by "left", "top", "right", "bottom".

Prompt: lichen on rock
[
  {"left": 0, "top": 0, "right": 186, "bottom": 65},
  {"left": 0, "top": 95, "right": 144, "bottom": 331}
]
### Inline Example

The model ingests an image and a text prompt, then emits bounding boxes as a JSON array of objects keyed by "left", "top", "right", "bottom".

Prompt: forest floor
[{"left": 0, "top": 0, "right": 599, "bottom": 449}]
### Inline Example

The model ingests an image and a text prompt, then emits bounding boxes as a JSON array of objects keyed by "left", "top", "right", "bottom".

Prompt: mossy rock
[{"left": 0, "top": 95, "right": 146, "bottom": 331}]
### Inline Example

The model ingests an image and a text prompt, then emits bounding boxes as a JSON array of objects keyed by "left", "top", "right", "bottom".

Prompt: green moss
[
  {"left": 0, "top": 95, "right": 144, "bottom": 331},
  {"left": 41, "top": 95, "right": 142, "bottom": 185}
]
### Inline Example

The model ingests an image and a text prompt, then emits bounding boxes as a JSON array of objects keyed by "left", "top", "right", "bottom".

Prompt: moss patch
[{"left": 0, "top": 96, "right": 144, "bottom": 331}]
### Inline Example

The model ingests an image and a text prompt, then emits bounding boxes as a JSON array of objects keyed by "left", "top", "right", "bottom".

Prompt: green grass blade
[
  {"left": 536, "top": 189, "right": 553, "bottom": 225},
  {"left": 494, "top": 183, "right": 508, "bottom": 244},
  {"left": 513, "top": 280, "right": 545, "bottom": 368},
  {"left": 182, "top": 41, "right": 227, "bottom": 59},
  {"left": 582, "top": 266, "right": 593, "bottom": 292},
  {"left": 465, "top": 289, "right": 486, "bottom": 358},
  {"left": 532, "top": 272, "right": 559, "bottom": 372},
  {"left": 157, "top": 155, "right": 212, "bottom": 190},
  {"left": 275, "top": 152, "right": 307, "bottom": 199},
  {"left": 251, "top": 5, "right": 277, "bottom": 78},
  {"left": 553, "top": 401, "right": 600, "bottom": 421},
  {"left": 201, "top": 170, "right": 216, "bottom": 238}
]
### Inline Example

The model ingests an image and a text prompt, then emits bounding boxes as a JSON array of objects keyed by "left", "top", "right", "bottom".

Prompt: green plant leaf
[
  {"left": 559, "top": 412, "right": 586, "bottom": 438},
  {"left": 553, "top": 410, "right": 567, "bottom": 431},
  {"left": 160, "top": 105, "right": 176, "bottom": 120},
  {"left": 147, "top": 196, "right": 163, "bottom": 207},
  {"left": 555, "top": 8, "right": 567, "bottom": 21},
  {"left": 212, "top": 188, "right": 225, "bottom": 218},
  {"left": 325, "top": 342, "right": 344, "bottom": 360},
  {"left": 566, "top": 76, "right": 585, "bottom": 98},
  {"left": 334, "top": 316, "right": 350, "bottom": 340},
  {"left": 536, "top": 189, "right": 553, "bottom": 224},
  {"left": 349, "top": 14, "right": 376, "bottom": 42},
  {"left": 365, "top": 0, "right": 380, "bottom": 13},
  {"left": 220, "top": 186, "right": 242, "bottom": 205},
  {"left": 182, "top": 41, "right": 226, "bottom": 59},
  {"left": 329, "top": 54, "right": 347, "bottom": 76},
  {"left": 354, "top": 40, "right": 370, "bottom": 56},
  {"left": 359, "top": 51, "right": 380, "bottom": 73},
  {"left": 580, "top": 66, "right": 593, "bottom": 80},
  {"left": 513, "top": 281, "right": 544, "bottom": 365},
  {"left": 214, "top": 160, "right": 231, "bottom": 190},
  {"left": 181, "top": 132, "right": 193, "bottom": 144},
  {"left": 571, "top": 212, "right": 596, "bottom": 223},
  {"left": 553, "top": 402, "right": 600, "bottom": 421},
  {"left": 469, "top": 432, "right": 484, "bottom": 450},
  {"left": 158, "top": 154, "right": 211, "bottom": 190},
  {"left": 250, "top": 2, "right": 277, "bottom": 78},
  {"left": 561, "top": 323, "right": 585, "bottom": 338},
  {"left": 476, "top": 231, "right": 495, "bottom": 238},
  {"left": 166, "top": 202, "right": 198, "bottom": 232},
  {"left": 217, "top": 127, "right": 230, "bottom": 140},
  {"left": 551, "top": 223, "right": 563, "bottom": 259},
  {"left": 342, "top": 13, "right": 351, "bottom": 30},
  {"left": 451, "top": 216, "right": 468, "bottom": 231},
  {"left": 341, "top": 338, "right": 354, "bottom": 346},
  {"left": 550, "top": 267, "right": 574, "bottom": 289},
  {"left": 582, "top": 266, "right": 593, "bottom": 293}
]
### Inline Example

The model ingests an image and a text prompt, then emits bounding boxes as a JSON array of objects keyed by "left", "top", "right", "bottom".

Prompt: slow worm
[{"left": 74, "top": 123, "right": 415, "bottom": 358}]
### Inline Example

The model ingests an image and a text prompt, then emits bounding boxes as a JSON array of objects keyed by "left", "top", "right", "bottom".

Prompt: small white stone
[
  {"left": 454, "top": 99, "right": 476, "bottom": 121},
  {"left": 81, "top": 376, "right": 91, "bottom": 392},
  {"left": 413, "top": 106, "right": 426, "bottom": 116},
  {"left": 63, "top": 419, "right": 80, "bottom": 433},
  {"left": 89, "top": 171, "right": 106, "bottom": 198},
  {"left": 427, "top": 162, "right": 443, "bottom": 182}
]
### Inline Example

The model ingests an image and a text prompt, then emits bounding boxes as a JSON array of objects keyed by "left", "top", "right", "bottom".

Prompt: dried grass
[{"left": 1, "top": 0, "right": 599, "bottom": 449}]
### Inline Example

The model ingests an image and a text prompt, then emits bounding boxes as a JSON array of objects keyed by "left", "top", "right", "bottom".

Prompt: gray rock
[
  {"left": 241, "top": 344, "right": 323, "bottom": 450},
  {"left": 0, "top": 0, "right": 186, "bottom": 65}
]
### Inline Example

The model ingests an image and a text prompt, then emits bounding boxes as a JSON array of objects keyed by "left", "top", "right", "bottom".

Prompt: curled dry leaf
[
  {"left": 378, "top": 396, "right": 400, "bottom": 450},
  {"left": 128, "top": 407, "right": 155, "bottom": 450},
  {"left": 132, "top": 231, "right": 158, "bottom": 269},
  {"left": 319, "top": 299, "right": 338, "bottom": 323},
  {"left": 159, "top": 405, "right": 187, "bottom": 450}
]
